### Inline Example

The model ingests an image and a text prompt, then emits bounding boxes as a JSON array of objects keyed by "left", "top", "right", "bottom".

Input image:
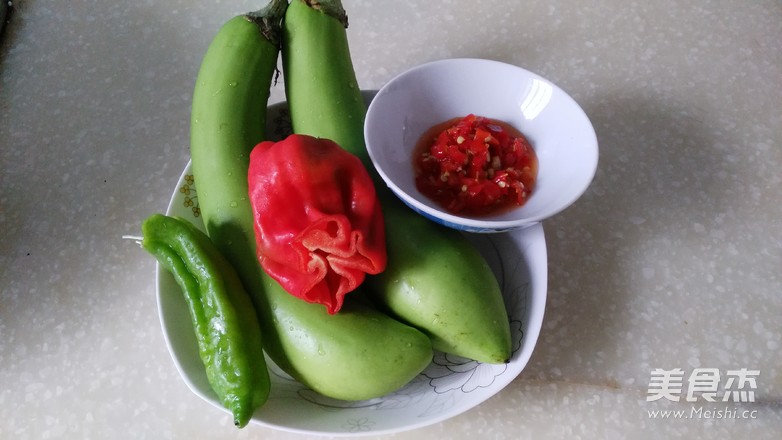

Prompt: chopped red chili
[
  {"left": 248, "top": 134, "right": 387, "bottom": 314},
  {"left": 413, "top": 114, "right": 538, "bottom": 216}
]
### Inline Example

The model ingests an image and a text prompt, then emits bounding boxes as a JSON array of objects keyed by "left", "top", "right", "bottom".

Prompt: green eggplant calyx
[
  {"left": 245, "top": 0, "right": 288, "bottom": 48},
  {"left": 303, "top": 0, "right": 348, "bottom": 28}
]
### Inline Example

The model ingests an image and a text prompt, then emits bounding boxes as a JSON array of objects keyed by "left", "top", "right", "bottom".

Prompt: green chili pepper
[{"left": 140, "top": 214, "right": 269, "bottom": 428}]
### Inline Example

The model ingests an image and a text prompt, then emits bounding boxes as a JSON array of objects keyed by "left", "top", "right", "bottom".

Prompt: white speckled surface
[{"left": 1, "top": 0, "right": 781, "bottom": 438}]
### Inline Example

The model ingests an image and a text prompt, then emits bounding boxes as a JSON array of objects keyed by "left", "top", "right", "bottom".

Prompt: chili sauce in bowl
[
  {"left": 365, "top": 58, "right": 598, "bottom": 233},
  {"left": 413, "top": 114, "right": 538, "bottom": 217}
]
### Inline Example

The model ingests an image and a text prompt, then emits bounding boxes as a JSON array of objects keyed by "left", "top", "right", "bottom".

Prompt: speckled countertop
[{"left": 1, "top": 0, "right": 780, "bottom": 438}]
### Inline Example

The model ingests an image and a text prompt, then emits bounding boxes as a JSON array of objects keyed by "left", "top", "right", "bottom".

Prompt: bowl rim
[{"left": 364, "top": 57, "right": 599, "bottom": 231}]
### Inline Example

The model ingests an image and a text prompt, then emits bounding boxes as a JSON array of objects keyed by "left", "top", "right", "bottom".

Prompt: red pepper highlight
[
  {"left": 414, "top": 114, "right": 538, "bottom": 216},
  {"left": 248, "top": 134, "right": 387, "bottom": 314}
]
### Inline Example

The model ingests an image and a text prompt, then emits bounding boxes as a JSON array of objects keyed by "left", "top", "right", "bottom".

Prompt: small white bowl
[{"left": 365, "top": 58, "right": 599, "bottom": 233}]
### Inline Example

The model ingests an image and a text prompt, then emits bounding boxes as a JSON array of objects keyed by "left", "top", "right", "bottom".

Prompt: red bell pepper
[{"left": 248, "top": 134, "right": 386, "bottom": 314}]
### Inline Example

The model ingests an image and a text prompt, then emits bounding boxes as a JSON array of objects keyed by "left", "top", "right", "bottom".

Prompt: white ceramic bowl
[
  {"left": 365, "top": 58, "right": 599, "bottom": 233},
  {"left": 156, "top": 98, "right": 549, "bottom": 436}
]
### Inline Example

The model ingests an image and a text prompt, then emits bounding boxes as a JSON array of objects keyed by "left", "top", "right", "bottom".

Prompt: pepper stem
[
  {"left": 121, "top": 235, "right": 144, "bottom": 246},
  {"left": 245, "top": 0, "right": 288, "bottom": 47},
  {"left": 303, "top": 0, "right": 349, "bottom": 28}
]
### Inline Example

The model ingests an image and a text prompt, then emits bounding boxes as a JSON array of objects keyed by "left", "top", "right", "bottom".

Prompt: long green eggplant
[
  {"left": 282, "top": 0, "right": 512, "bottom": 364},
  {"left": 190, "top": 0, "right": 432, "bottom": 401}
]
